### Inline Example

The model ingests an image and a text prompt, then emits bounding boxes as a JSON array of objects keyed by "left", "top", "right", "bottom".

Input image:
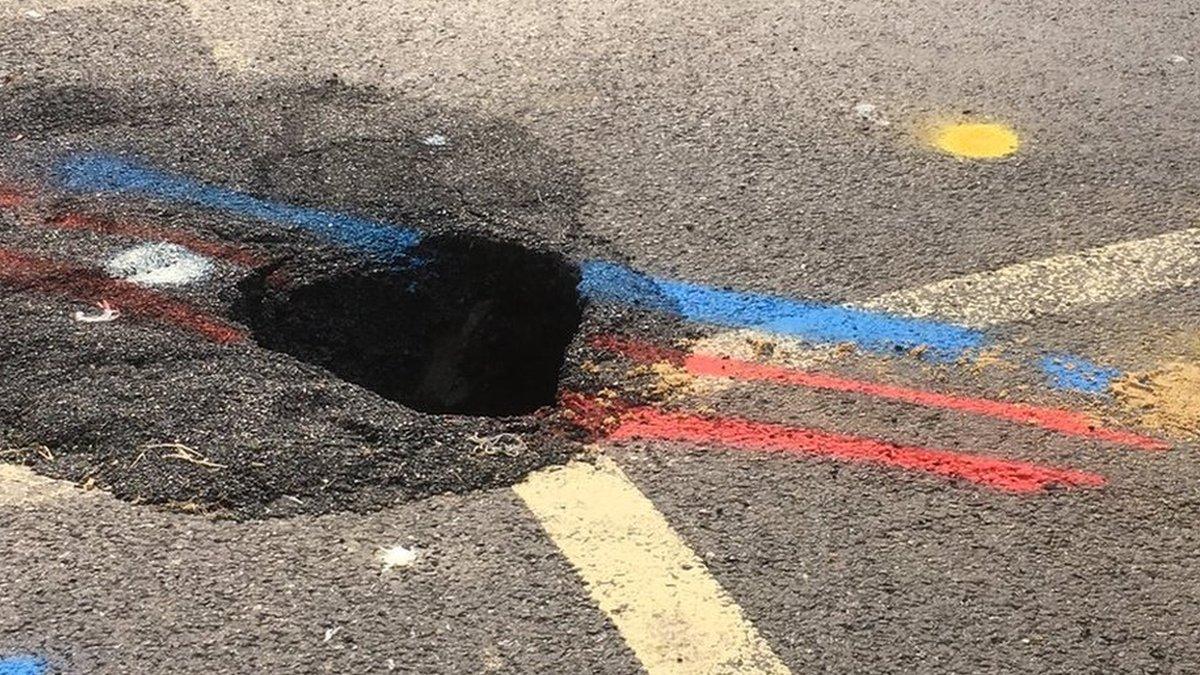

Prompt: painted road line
[
  {"left": 688, "top": 316, "right": 1123, "bottom": 396},
  {"left": 685, "top": 224, "right": 1200, "bottom": 393},
  {"left": 855, "top": 227, "right": 1200, "bottom": 327},
  {"left": 0, "top": 655, "right": 48, "bottom": 675},
  {"left": 0, "top": 0, "right": 123, "bottom": 14},
  {"left": 1039, "top": 353, "right": 1121, "bottom": 395},
  {"left": 56, "top": 154, "right": 421, "bottom": 264},
  {"left": 3, "top": 194, "right": 267, "bottom": 267},
  {"left": 579, "top": 260, "right": 985, "bottom": 359},
  {"left": 575, "top": 402, "right": 1106, "bottom": 493},
  {"left": 0, "top": 246, "right": 245, "bottom": 343},
  {"left": 50, "top": 158, "right": 986, "bottom": 357},
  {"left": 0, "top": 190, "right": 29, "bottom": 208},
  {"left": 44, "top": 156, "right": 1127, "bottom": 391},
  {"left": 514, "top": 457, "right": 790, "bottom": 675},
  {"left": 0, "top": 465, "right": 74, "bottom": 508},
  {"left": 692, "top": 324, "right": 1122, "bottom": 396},
  {"left": 591, "top": 335, "right": 1167, "bottom": 450}
]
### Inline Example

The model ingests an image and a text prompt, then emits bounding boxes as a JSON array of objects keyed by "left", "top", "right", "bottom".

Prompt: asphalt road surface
[{"left": 2, "top": 1, "right": 1199, "bottom": 673}]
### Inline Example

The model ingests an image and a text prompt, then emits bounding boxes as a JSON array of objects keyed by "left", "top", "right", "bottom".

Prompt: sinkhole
[{"left": 234, "top": 233, "right": 584, "bottom": 416}]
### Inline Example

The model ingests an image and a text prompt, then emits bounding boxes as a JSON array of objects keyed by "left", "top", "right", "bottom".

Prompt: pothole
[
  {"left": 0, "top": 78, "right": 603, "bottom": 517},
  {"left": 233, "top": 233, "right": 584, "bottom": 417}
]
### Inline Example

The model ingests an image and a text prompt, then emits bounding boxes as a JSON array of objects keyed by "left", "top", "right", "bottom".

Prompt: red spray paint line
[
  {"left": 0, "top": 190, "right": 28, "bottom": 208},
  {"left": 1, "top": 184, "right": 271, "bottom": 265},
  {"left": 1, "top": 189, "right": 281, "bottom": 280},
  {"left": 591, "top": 335, "right": 1168, "bottom": 451},
  {"left": 0, "top": 246, "right": 245, "bottom": 344},
  {"left": 560, "top": 394, "right": 1105, "bottom": 493},
  {"left": 45, "top": 213, "right": 266, "bottom": 268}
]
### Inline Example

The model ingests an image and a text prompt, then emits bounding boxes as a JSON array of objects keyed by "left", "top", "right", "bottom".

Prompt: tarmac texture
[{"left": 2, "top": 0, "right": 1199, "bottom": 673}]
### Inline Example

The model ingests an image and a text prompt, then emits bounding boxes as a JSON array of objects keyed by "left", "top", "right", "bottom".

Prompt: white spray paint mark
[
  {"left": 422, "top": 133, "right": 448, "bottom": 147},
  {"left": 105, "top": 242, "right": 213, "bottom": 287},
  {"left": 72, "top": 300, "right": 120, "bottom": 324},
  {"left": 380, "top": 544, "right": 420, "bottom": 571}
]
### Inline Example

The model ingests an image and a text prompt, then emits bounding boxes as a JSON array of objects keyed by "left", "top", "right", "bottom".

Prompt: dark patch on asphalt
[
  {"left": 0, "top": 84, "right": 126, "bottom": 136},
  {"left": 0, "top": 78, "right": 641, "bottom": 518}
]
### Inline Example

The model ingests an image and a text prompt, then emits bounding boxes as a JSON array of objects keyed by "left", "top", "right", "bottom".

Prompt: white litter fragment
[
  {"left": 1167, "top": 54, "right": 1188, "bottom": 64},
  {"left": 380, "top": 544, "right": 420, "bottom": 571},
  {"left": 24, "top": 10, "right": 44, "bottom": 20},
  {"left": 323, "top": 626, "right": 341, "bottom": 642},
  {"left": 72, "top": 300, "right": 120, "bottom": 324},
  {"left": 421, "top": 133, "right": 448, "bottom": 147},
  {"left": 105, "top": 242, "right": 213, "bottom": 287}
]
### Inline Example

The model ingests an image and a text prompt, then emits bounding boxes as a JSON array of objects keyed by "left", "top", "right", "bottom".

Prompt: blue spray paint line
[
  {"left": 0, "top": 656, "right": 48, "bottom": 675},
  {"left": 580, "top": 260, "right": 986, "bottom": 358},
  {"left": 56, "top": 154, "right": 422, "bottom": 264},
  {"left": 577, "top": 260, "right": 680, "bottom": 312},
  {"left": 581, "top": 261, "right": 1129, "bottom": 392},
  {"left": 50, "top": 156, "right": 1129, "bottom": 392},
  {"left": 1040, "top": 353, "right": 1120, "bottom": 395}
]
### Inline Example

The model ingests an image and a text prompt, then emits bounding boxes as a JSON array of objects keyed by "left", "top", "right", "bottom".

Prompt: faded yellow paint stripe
[
  {"left": 855, "top": 227, "right": 1200, "bottom": 327},
  {"left": 0, "top": 464, "right": 75, "bottom": 507},
  {"left": 689, "top": 227, "right": 1200, "bottom": 370},
  {"left": 514, "top": 457, "right": 790, "bottom": 675},
  {"left": 0, "top": 0, "right": 120, "bottom": 15}
]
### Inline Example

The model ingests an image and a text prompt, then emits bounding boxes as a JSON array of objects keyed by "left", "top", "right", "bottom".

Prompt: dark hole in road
[{"left": 234, "top": 233, "right": 583, "bottom": 416}]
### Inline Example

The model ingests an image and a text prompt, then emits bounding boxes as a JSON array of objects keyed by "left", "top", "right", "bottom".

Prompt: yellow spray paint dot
[{"left": 931, "top": 122, "right": 1020, "bottom": 159}]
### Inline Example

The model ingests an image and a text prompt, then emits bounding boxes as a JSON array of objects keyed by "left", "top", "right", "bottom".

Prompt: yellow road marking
[
  {"left": 514, "top": 457, "right": 790, "bottom": 675},
  {"left": 0, "top": 1, "right": 256, "bottom": 70},
  {"left": 182, "top": 0, "right": 279, "bottom": 71},
  {"left": 695, "top": 224, "right": 1200, "bottom": 369},
  {"left": 0, "top": 464, "right": 74, "bottom": 507},
  {"left": 856, "top": 226, "right": 1200, "bottom": 327},
  {"left": 0, "top": 0, "right": 117, "bottom": 13}
]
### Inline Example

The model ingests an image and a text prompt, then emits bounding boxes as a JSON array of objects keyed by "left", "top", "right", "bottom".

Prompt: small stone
[
  {"left": 380, "top": 544, "right": 420, "bottom": 571},
  {"left": 853, "top": 102, "right": 889, "bottom": 126}
]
